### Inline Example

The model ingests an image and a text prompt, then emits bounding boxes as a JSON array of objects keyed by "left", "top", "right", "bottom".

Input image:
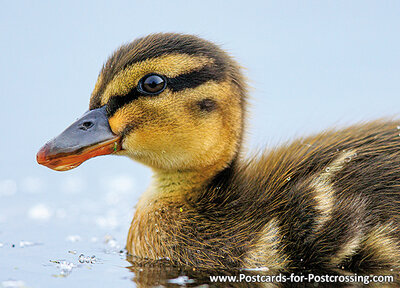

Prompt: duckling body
[
  {"left": 37, "top": 33, "right": 400, "bottom": 273},
  {"left": 127, "top": 120, "right": 400, "bottom": 272}
]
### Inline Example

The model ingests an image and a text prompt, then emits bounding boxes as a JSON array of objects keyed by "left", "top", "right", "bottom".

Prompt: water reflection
[{"left": 126, "top": 256, "right": 399, "bottom": 287}]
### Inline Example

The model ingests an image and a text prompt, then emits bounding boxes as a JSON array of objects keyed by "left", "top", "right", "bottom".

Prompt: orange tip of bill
[{"left": 37, "top": 137, "right": 122, "bottom": 171}]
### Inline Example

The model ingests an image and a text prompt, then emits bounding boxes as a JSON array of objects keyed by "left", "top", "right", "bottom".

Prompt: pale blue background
[{"left": 0, "top": 0, "right": 399, "bottom": 286}]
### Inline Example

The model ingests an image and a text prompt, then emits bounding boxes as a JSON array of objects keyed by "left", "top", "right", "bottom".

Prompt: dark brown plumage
[{"left": 37, "top": 33, "right": 400, "bottom": 276}]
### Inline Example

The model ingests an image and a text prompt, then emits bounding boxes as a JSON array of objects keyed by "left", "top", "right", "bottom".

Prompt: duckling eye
[{"left": 138, "top": 74, "right": 167, "bottom": 95}]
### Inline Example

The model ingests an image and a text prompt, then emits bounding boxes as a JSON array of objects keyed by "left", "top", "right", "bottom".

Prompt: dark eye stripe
[
  {"left": 106, "top": 89, "right": 140, "bottom": 117},
  {"left": 106, "top": 65, "right": 224, "bottom": 118},
  {"left": 167, "top": 65, "right": 223, "bottom": 92}
]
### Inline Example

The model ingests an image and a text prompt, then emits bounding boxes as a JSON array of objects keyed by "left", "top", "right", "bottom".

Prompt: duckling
[{"left": 37, "top": 33, "right": 400, "bottom": 273}]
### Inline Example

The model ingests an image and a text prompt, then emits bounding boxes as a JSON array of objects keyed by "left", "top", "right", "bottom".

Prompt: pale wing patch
[
  {"left": 310, "top": 150, "right": 357, "bottom": 231},
  {"left": 244, "top": 218, "right": 288, "bottom": 270},
  {"left": 362, "top": 222, "right": 400, "bottom": 267},
  {"left": 330, "top": 231, "right": 362, "bottom": 266},
  {"left": 100, "top": 54, "right": 213, "bottom": 105}
]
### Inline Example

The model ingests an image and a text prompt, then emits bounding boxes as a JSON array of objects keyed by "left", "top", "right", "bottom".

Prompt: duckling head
[{"left": 37, "top": 33, "right": 247, "bottom": 176}]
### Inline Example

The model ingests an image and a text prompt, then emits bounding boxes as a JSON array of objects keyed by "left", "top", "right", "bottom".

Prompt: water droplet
[
  {"left": 78, "top": 254, "right": 96, "bottom": 264},
  {"left": 78, "top": 254, "right": 85, "bottom": 263},
  {"left": 58, "top": 261, "right": 75, "bottom": 275},
  {"left": 1, "top": 280, "right": 27, "bottom": 288},
  {"left": 19, "top": 240, "right": 35, "bottom": 248},
  {"left": 286, "top": 177, "right": 291, "bottom": 181},
  {"left": 325, "top": 167, "right": 331, "bottom": 172},
  {"left": 66, "top": 235, "right": 81, "bottom": 242}
]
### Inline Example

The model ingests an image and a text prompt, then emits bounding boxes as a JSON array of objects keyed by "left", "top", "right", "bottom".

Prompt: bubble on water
[
  {"left": 57, "top": 261, "right": 75, "bottom": 276},
  {"left": 286, "top": 177, "right": 291, "bottom": 181},
  {"left": 78, "top": 254, "right": 85, "bottom": 263},
  {"left": 19, "top": 241, "right": 36, "bottom": 248},
  {"left": 49, "top": 260, "right": 76, "bottom": 277},
  {"left": 21, "top": 177, "right": 44, "bottom": 194},
  {"left": 0, "top": 179, "right": 17, "bottom": 197},
  {"left": 107, "top": 239, "right": 119, "bottom": 249},
  {"left": 325, "top": 167, "right": 331, "bottom": 172},
  {"left": 344, "top": 157, "right": 352, "bottom": 163},
  {"left": 78, "top": 254, "right": 96, "bottom": 264},
  {"left": 66, "top": 235, "right": 81, "bottom": 242},
  {"left": 167, "top": 276, "right": 195, "bottom": 285},
  {"left": 104, "top": 235, "right": 120, "bottom": 249},
  {"left": 95, "top": 211, "right": 119, "bottom": 229},
  {"left": 1, "top": 280, "right": 27, "bottom": 288},
  {"left": 28, "top": 204, "right": 52, "bottom": 221}
]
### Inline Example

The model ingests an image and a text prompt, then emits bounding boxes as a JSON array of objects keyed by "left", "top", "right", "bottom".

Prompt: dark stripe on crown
[
  {"left": 90, "top": 33, "right": 230, "bottom": 109},
  {"left": 106, "top": 64, "right": 224, "bottom": 118},
  {"left": 168, "top": 65, "right": 223, "bottom": 92}
]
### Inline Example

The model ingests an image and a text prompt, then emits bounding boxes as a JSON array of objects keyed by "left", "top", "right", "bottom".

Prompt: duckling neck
[
  {"left": 128, "top": 160, "right": 238, "bottom": 260},
  {"left": 136, "top": 158, "right": 238, "bottom": 212},
  {"left": 148, "top": 165, "right": 226, "bottom": 201}
]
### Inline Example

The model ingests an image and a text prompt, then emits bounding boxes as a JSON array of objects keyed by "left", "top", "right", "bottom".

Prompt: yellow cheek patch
[
  {"left": 108, "top": 105, "right": 142, "bottom": 134},
  {"left": 99, "top": 54, "right": 213, "bottom": 105}
]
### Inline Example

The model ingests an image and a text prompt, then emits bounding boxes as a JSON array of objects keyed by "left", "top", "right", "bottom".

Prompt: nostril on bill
[{"left": 79, "top": 121, "right": 94, "bottom": 130}]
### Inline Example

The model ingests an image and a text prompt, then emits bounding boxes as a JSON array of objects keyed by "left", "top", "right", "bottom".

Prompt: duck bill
[{"left": 36, "top": 106, "right": 122, "bottom": 171}]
